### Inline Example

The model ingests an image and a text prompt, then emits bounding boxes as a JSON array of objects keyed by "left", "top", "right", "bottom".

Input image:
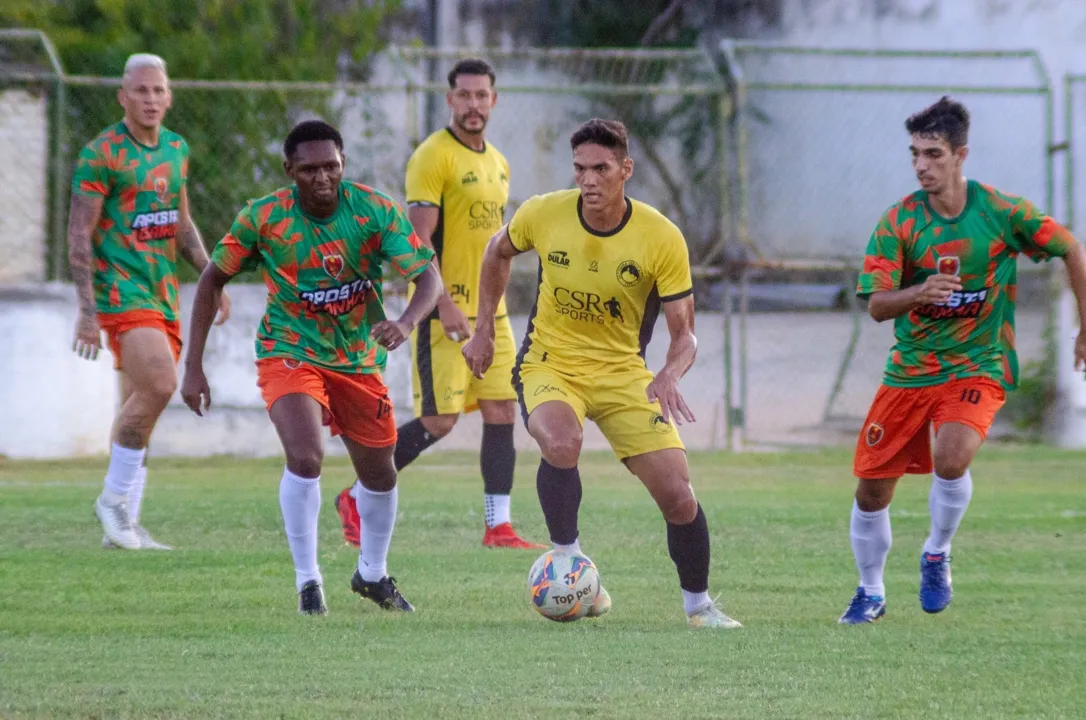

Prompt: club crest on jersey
[
  {"left": 865, "top": 422, "right": 885, "bottom": 447},
  {"left": 649, "top": 412, "right": 672, "bottom": 434},
  {"left": 323, "top": 254, "right": 345, "bottom": 280},
  {"left": 617, "top": 260, "right": 643, "bottom": 287},
  {"left": 154, "top": 176, "right": 170, "bottom": 204}
]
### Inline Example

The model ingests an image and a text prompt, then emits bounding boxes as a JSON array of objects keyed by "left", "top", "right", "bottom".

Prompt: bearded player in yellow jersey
[
  {"left": 336, "top": 59, "right": 543, "bottom": 550},
  {"left": 463, "top": 119, "right": 741, "bottom": 628}
]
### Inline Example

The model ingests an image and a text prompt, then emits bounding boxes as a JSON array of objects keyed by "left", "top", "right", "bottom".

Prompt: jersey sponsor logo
[
  {"left": 865, "top": 422, "right": 884, "bottom": 447},
  {"left": 323, "top": 254, "right": 345, "bottom": 280},
  {"left": 915, "top": 288, "right": 989, "bottom": 319},
  {"left": 553, "top": 286, "right": 623, "bottom": 324},
  {"left": 547, "top": 250, "right": 570, "bottom": 268},
  {"left": 468, "top": 200, "right": 504, "bottom": 231},
  {"left": 462, "top": 171, "right": 478, "bottom": 185},
  {"left": 649, "top": 412, "right": 672, "bottom": 434},
  {"left": 534, "top": 383, "right": 567, "bottom": 397},
  {"left": 131, "top": 209, "right": 180, "bottom": 241},
  {"left": 299, "top": 278, "right": 372, "bottom": 316},
  {"left": 616, "top": 260, "right": 643, "bottom": 287}
]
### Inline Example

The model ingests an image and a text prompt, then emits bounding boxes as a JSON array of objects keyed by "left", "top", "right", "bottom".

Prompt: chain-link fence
[{"left": 716, "top": 44, "right": 1055, "bottom": 448}]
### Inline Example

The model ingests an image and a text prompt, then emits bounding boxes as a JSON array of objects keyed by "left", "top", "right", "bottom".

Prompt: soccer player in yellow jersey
[
  {"left": 336, "top": 59, "right": 543, "bottom": 550},
  {"left": 463, "top": 119, "right": 742, "bottom": 628}
]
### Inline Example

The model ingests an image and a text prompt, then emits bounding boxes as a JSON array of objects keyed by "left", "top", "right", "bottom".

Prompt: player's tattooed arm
[
  {"left": 67, "top": 193, "right": 104, "bottom": 360},
  {"left": 647, "top": 295, "right": 697, "bottom": 425},
  {"left": 463, "top": 225, "right": 521, "bottom": 379},
  {"left": 178, "top": 187, "right": 231, "bottom": 324}
]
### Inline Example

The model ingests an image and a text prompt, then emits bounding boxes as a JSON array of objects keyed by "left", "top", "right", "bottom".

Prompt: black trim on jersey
[
  {"left": 416, "top": 319, "right": 438, "bottom": 417},
  {"left": 425, "top": 201, "right": 446, "bottom": 322},
  {"left": 445, "top": 127, "right": 487, "bottom": 154},
  {"left": 577, "top": 196, "right": 633, "bottom": 237},
  {"left": 639, "top": 283, "right": 662, "bottom": 360},
  {"left": 407, "top": 200, "right": 440, "bottom": 208},
  {"left": 120, "top": 121, "right": 161, "bottom": 151},
  {"left": 660, "top": 287, "right": 693, "bottom": 303},
  {"left": 511, "top": 260, "right": 544, "bottom": 427}
]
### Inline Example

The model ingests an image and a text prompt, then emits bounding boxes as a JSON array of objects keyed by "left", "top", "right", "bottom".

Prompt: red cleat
[
  {"left": 482, "top": 522, "right": 547, "bottom": 549},
  {"left": 334, "top": 487, "right": 360, "bottom": 547}
]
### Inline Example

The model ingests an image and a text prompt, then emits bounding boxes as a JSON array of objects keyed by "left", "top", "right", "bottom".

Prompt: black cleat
[
  {"left": 350, "top": 570, "right": 414, "bottom": 612},
  {"left": 298, "top": 580, "right": 328, "bottom": 615}
]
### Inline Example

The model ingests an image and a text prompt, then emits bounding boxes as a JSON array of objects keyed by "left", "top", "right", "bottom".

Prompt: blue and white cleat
[
  {"left": 919, "top": 552, "right": 952, "bottom": 613},
  {"left": 838, "top": 587, "right": 886, "bottom": 624}
]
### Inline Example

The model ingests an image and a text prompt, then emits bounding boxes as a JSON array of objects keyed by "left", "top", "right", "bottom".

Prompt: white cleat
[
  {"left": 102, "top": 525, "right": 173, "bottom": 550},
  {"left": 586, "top": 586, "right": 611, "bottom": 618},
  {"left": 95, "top": 495, "right": 140, "bottom": 550},
  {"left": 687, "top": 596, "right": 742, "bottom": 629}
]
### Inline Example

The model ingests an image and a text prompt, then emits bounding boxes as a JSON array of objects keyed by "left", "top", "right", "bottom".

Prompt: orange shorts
[
  {"left": 255, "top": 357, "right": 397, "bottom": 448},
  {"left": 853, "top": 377, "right": 1006, "bottom": 480},
  {"left": 98, "top": 310, "right": 182, "bottom": 371}
]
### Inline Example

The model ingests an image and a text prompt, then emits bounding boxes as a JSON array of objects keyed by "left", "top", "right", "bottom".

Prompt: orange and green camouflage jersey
[
  {"left": 858, "top": 179, "right": 1076, "bottom": 389},
  {"left": 212, "top": 182, "right": 434, "bottom": 374},
  {"left": 71, "top": 122, "right": 189, "bottom": 321}
]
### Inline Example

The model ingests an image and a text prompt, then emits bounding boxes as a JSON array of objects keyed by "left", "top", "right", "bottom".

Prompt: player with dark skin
[{"left": 182, "top": 139, "right": 442, "bottom": 493}]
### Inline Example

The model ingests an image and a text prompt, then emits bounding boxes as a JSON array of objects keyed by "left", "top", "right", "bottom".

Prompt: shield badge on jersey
[
  {"left": 154, "top": 176, "right": 169, "bottom": 204},
  {"left": 865, "top": 422, "right": 885, "bottom": 447},
  {"left": 323, "top": 254, "right": 345, "bottom": 280}
]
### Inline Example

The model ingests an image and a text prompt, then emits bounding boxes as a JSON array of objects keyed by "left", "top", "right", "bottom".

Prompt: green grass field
[{"left": 2, "top": 447, "right": 1085, "bottom": 719}]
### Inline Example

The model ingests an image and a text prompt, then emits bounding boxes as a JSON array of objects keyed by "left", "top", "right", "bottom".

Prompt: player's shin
[
  {"left": 666, "top": 504, "right": 712, "bottom": 614},
  {"left": 356, "top": 484, "right": 398, "bottom": 582},
  {"left": 392, "top": 418, "right": 442, "bottom": 471},
  {"left": 536, "top": 459, "right": 582, "bottom": 552},
  {"left": 103, "top": 443, "right": 147, "bottom": 502},
  {"left": 279, "top": 467, "right": 323, "bottom": 591},
  {"left": 924, "top": 470, "right": 973, "bottom": 555},
  {"left": 481, "top": 423, "right": 515, "bottom": 527},
  {"left": 850, "top": 500, "right": 892, "bottom": 599}
]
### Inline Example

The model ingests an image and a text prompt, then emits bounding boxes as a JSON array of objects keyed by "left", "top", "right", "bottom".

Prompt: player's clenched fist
[
  {"left": 914, "top": 273, "right": 962, "bottom": 305},
  {"left": 461, "top": 326, "right": 495, "bottom": 380},
  {"left": 370, "top": 320, "right": 412, "bottom": 351},
  {"left": 180, "top": 366, "right": 212, "bottom": 416}
]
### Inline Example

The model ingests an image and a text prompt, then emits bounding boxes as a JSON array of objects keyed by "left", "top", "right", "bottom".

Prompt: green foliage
[
  {"left": 1002, "top": 359, "right": 1052, "bottom": 441},
  {"left": 0, "top": 0, "right": 401, "bottom": 280}
]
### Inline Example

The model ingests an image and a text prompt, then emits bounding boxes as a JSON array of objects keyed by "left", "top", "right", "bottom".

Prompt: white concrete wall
[
  {"left": 0, "top": 285, "right": 117, "bottom": 458},
  {"left": 0, "top": 89, "right": 49, "bottom": 283}
]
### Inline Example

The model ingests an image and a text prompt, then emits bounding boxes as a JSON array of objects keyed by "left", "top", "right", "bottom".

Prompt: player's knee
[
  {"left": 141, "top": 368, "right": 178, "bottom": 407},
  {"left": 660, "top": 490, "right": 698, "bottom": 525},
  {"left": 933, "top": 455, "right": 971, "bottom": 480},
  {"left": 537, "top": 428, "right": 582, "bottom": 468},
  {"left": 421, "top": 414, "right": 458, "bottom": 438},
  {"left": 286, "top": 447, "right": 324, "bottom": 479},
  {"left": 855, "top": 479, "right": 895, "bottom": 512}
]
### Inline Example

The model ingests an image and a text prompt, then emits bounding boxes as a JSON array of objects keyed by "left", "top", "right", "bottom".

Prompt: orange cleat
[
  {"left": 334, "top": 487, "right": 360, "bottom": 547},
  {"left": 482, "top": 522, "right": 547, "bottom": 549}
]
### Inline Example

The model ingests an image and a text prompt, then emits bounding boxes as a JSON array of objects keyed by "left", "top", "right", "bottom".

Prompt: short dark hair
[
  {"left": 283, "top": 119, "right": 343, "bottom": 159},
  {"left": 905, "top": 96, "right": 970, "bottom": 150},
  {"left": 448, "top": 58, "right": 495, "bottom": 88},
  {"left": 570, "top": 118, "right": 629, "bottom": 156}
]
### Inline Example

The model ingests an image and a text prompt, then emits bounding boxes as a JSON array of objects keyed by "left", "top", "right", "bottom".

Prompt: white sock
[
  {"left": 924, "top": 470, "right": 973, "bottom": 556},
  {"left": 850, "top": 501, "right": 892, "bottom": 599},
  {"left": 554, "top": 539, "right": 581, "bottom": 555},
  {"left": 356, "top": 485, "right": 398, "bottom": 582},
  {"left": 349, "top": 479, "right": 360, "bottom": 500},
  {"left": 485, "top": 494, "right": 511, "bottom": 528},
  {"left": 683, "top": 590, "right": 711, "bottom": 615},
  {"left": 103, "top": 443, "right": 146, "bottom": 500},
  {"left": 128, "top": 466, "right": 148, "bottom": 524},
  {"left": 279, "top": 467, "right": 322, "bottom": 592}
]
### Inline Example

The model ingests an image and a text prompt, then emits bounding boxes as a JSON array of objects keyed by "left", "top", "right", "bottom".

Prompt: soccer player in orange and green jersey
[
  {"left": 181, "top": 120, "right": 442, "bottom": 615},
  {"left": 839, "top": 97, "right": 1086, "bottom": 625},
  {"left": 70, "top": 53, "right": 230, "bottom": 553}
]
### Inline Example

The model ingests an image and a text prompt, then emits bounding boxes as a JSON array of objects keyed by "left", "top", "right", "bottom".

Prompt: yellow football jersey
[
  {"left": 508, "top": 189, "right": 693, "bottom": 373},
  {"left": 405, "top": 128, "right": 510, "bottom": 318}
]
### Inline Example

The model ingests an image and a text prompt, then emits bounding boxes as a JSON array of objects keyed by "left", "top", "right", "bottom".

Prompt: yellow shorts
[
  {"left": 411, "top": 314, "right": 518, "bottom": 416},
  {"left": 513, "top": 361, "right": 685, "bottom": 461}
]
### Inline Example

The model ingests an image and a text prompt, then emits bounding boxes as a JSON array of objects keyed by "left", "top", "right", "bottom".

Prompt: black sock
[
  {"left": 480, "top": 423, "right": 515, "bottom": 495},
  {"left": 667, "top": 504, "right": 710, "bottom": 593},
  {"left": 393, "top": 418, "right": 441, "bottom": 471},
  {"left": 536, "top": 459, "right": 581, "bottom": 545}
]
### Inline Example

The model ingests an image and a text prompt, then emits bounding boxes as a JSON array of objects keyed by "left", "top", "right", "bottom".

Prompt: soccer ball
[{"left": 527, "top": 549, "right": 601, "bottom": 622}]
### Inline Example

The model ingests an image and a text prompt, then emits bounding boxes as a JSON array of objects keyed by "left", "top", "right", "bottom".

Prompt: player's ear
[
  {"left": 957, "top": 145, "right": 969, "bottom": 165},
  {"left": 446, "top": 90, "right": 455, "bottom": 108},
  {"left": 116, "top": 87, "right": 125, "bottom": 109},
  {"left": 282, "top": 158, "right": 293, "bottom": 178},
  {"left": 490, "top": 90, "right": 498, "bottom": 108},
  {"left": 622, "top": 155, "right": 634, "bottom": 181}
]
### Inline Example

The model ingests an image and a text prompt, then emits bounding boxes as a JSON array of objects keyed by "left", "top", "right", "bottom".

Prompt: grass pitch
[{"left": 1, "top": 447, "right": 1085, "bottom": 719}]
